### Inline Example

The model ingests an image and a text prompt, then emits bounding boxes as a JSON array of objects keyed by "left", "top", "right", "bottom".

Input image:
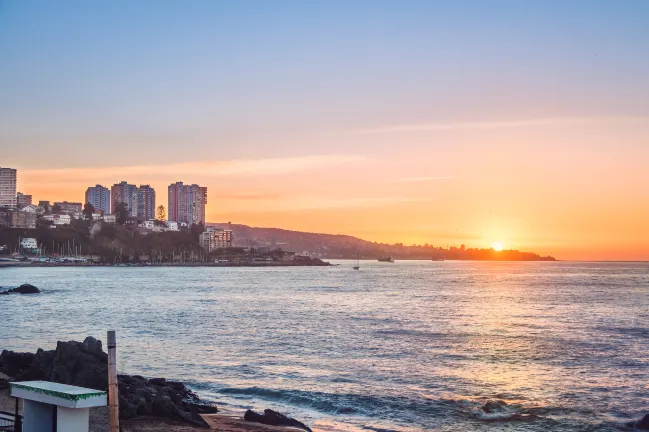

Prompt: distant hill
[{"left": 207, "top": 223, "right": 556, "bottom": 261}]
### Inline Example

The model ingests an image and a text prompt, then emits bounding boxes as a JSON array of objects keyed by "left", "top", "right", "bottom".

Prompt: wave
[
  {"left": 211, "top": 387, "right": 635, "bottom": 431},
  {"left": 216, "top": 387, "right": 550, "bottom": 425}
]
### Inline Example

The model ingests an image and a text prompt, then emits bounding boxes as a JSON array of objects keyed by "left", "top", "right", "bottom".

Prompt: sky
[{"left": 1, "top": 0, "right": 648, "bottom": 260}]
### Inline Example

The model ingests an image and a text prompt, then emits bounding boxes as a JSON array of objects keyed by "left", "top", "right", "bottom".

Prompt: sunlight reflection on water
[{"left": 1, "top": 261, "right": 648, "bottom": 431}]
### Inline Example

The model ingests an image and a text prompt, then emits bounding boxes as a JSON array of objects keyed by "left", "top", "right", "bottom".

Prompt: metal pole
[{"left": 107, "top": 331, "right": 119, "bottom": 432}]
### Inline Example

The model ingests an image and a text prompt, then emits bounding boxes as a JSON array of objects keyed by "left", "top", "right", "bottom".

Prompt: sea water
[{"left": 1, "top": 261, "right": 648, "bottom": 431}]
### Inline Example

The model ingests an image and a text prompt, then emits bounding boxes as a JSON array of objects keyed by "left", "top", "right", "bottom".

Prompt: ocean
[{"left": 1, "top": 261, "right": 648, "bottom": 431}]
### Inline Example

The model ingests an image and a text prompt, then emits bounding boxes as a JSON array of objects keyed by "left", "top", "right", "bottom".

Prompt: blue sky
[{"left": 2, "top": 0, "right": 648, "bottom": 167}]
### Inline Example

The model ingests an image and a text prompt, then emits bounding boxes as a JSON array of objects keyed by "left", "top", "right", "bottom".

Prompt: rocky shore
[
  {"left": 0, "top": 337, "right": 315, "bottom": 431},
  {"left": 0, "top": 337, "right": 217, "bottom": 426}
]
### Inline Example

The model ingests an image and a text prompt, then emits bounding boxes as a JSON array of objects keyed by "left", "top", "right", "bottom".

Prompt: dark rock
[
  {"left": 0, "top": 350, "right": 35, "bottom": 377},
  {"left": 635, "top": 414, "right": 649, "bottom": 429},
  {"left": 120, "top": 401, "right": 139, "bottom": 419},
  {"left": 244, "top": 409, "right": 312, "bottom": 432},
  {"left": 82, "top": 336, "right": 102, "bottom": 354},
  {"left": 482, "top": 400, "right": 508, "bottom": 413},
  {"left": 186, "top": 401, "right": 219, "bottom": 414},
  {"left": 0, "top": 284, "right": 40, "bottom": 295},
  {"left": 148, "top": 377, "right": 167, "bottom": 386},
  {"left": 152, "top": 395, "right": 177, "bottom": 417},
  {"left": 0, "top": 337, "right": 217, "bottom": 426}
]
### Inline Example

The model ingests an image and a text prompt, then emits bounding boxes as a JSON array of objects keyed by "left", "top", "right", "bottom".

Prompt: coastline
[
  {"left": 0, "top": 339, "right": 318, "bottom": 432},
  {"left": 0, "top": 260, "right": 333, "bottom": 268}
]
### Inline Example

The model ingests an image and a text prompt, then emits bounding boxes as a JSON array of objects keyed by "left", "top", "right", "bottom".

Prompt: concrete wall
[
  {"left": 57, "top": 406, "right": 90, "bottom": 432},
  {"left": 23, "top": 400, "right": 54, "bottom": 432}
]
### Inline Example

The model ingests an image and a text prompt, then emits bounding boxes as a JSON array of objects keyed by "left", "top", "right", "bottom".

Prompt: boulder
[
  {"left": 482, "top": 400, "right": 508, "bottom": 413},
  {"left": 148, "top": 377, "right": 167, "bottom": 386},
  {"left": 244, "top": 409, "right": 312, "bottom": 432},
  {"left": 0, "top": 350, "right": 36, "bottom": 377},
  {"left": 634, "top": 414, "right": 649, "bottom": 430},
  {"left": 82, "top": 336, "right": 103, "bottom": 354},
  {"left": 0, "top": 284, "right": 40, "bottom": 295}
]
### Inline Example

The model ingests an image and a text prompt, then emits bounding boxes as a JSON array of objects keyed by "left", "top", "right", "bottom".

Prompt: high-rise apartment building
[
  {"left": 16, "top": 192, "right": 32, "bottom": 208},
  {"left": 0, "top": 168, "right": 17, "bottom": 208},
  {"left": 85, "top": 185, "right": 111, "bottom": 215},
  {"left": 137, "top": 185, "right": 156, "bottom": 220},
  {"left": 111, "top": 181, "right": 138, "bottom": 217},
  {"left": 168, "top": 182, "right": 207, "bottom": 225}
]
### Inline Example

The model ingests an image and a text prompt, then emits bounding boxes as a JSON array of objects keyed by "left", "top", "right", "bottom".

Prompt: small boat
[
  {"left": 378, "top": 256, "right": 394, "bottom": 263},
  {"left": 0, "top": 257, "right": 30, "bottom": 267},
  {"left": 353, "top": 244, "right": 360, "bottom": 270}
]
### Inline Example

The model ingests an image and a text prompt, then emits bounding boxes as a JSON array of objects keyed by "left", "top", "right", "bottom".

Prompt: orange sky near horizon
[{"left": 13, "top": 117, "right": 649, "bottom": 262}]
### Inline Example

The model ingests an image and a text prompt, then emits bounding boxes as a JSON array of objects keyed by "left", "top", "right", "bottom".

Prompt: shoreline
[
  {"left": 0, "top": 338, "right": 317, "bottom": 432},
  {"left": 0, "top": 261, "right": 334, "bottom": 268},
  {"left": 1, "top": 258, "right": 574, "bottom": 268}
]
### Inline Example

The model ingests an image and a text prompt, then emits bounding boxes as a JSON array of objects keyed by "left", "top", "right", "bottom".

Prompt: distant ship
[
  {"left": 378, "top": 256, "right": 394, "bottom": 263},
  {"left": 432, "top": 257, "right": 445, "bottom": 261}
]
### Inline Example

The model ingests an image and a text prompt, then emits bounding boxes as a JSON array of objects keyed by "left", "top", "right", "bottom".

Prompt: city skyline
[
  {"left": 4, "top": 171, "right": 211, "bottom": 224},
  {"left": 2, "top": 1, "right": 648, "bottom": 260}
]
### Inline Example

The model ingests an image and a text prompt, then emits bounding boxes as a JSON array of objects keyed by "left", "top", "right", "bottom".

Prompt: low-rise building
[
  {"left": 72, "top": 212, "right": 103, "bottom": 220},
  {"left": 102, "top": 214, "right": 116, "bottom": 223},
  {"left": 54, "top": 201, "right": 82, "bottom": 214},
  {"left": 200, "top": 228, "right": 233, "bottom": 252},
  {"left": 140, "top": 220, "right": 155, "bottom": 229},
  {"left": 124, "top": 217, "right": 139, "bottom": 229},
  {"left": 20, "top": 204, "right": 43, "bottom": 214},
  {"left": 166, "top": 221, "right": 179, "bottom": 231},
  {"left": 52, "top": 214, "right": 71, "bottom": 226},
  {"left": 20, "top": 238, "right": 38, "bottom": 251},
  {"left": 38, "top": 200, "right": 51, "bottom": 212},
  {"left": 16, "top": 192, "right": 32, "bottom": 207},
  {"left": 0, "top": 209, "right": 37, "bottom": 228}
]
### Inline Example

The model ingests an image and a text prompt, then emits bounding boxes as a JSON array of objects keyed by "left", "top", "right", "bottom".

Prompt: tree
[
  {"left": 83, "top": 202, "right": 95, "bottom": 220},
  {"left": 156, "top": 205, "right": 166, "bottom": 220},
  {"left": 190, "top": 222, "right": 204, "bottom": 241},
  {"left": 113, "top": 202, "right": 129, "bottom": 225},
  {"left": 51, "top": 204, "right": 62, "bottom": 214}
]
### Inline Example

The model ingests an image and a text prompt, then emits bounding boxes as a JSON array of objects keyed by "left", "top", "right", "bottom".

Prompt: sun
[{"left": 491, "top": 242, "right": 504, "bottom": 251}]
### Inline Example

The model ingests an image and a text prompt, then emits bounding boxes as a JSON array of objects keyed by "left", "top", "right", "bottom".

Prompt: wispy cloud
[
  {"left": 213, "top": 192, "right": 282, "bottom": 200},
  {"left": 287, "top": 196, "right": 429, "bottom": 211},
  {"left": 357, "top": 116, "right": 649, "bottom": 134},
  {"left": 390, "top": 175, "right": 455, "bottom": 183},
  {"left": 221, "top": 196, "right": 430, "bottom": 213},
  {"left": 21, "top": 154, "right": 366, "bottom": 186}
]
